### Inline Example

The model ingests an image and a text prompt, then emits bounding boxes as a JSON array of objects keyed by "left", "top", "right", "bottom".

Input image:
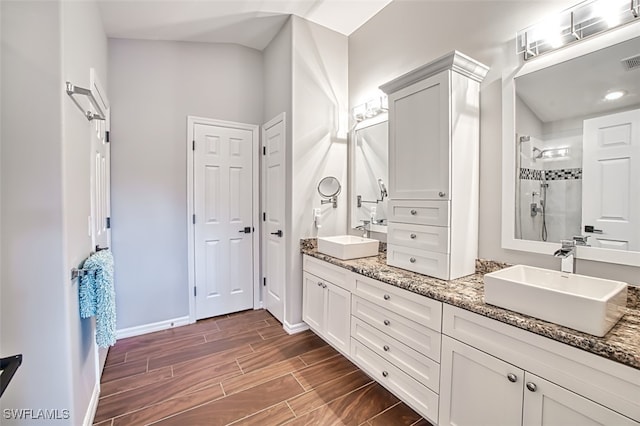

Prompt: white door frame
[{"left": 186, "top": 116, "right": 260, "bottom": 323}]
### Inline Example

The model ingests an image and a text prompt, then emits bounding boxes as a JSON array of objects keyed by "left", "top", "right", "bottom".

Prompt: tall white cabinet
[{"left": 380, "top": 51, "right": 489, "bottom": 280}]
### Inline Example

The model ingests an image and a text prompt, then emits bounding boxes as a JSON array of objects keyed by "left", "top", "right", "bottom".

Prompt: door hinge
[
  {"left": 263, "top": 212, "right": 266, "bottom": 222},
  {"left": 106, "top": 217, "right": 111, "bottom": 229},
  {"left": 192, "top": 140, "right": 195, "bottom": 151},
  {"left": 105, "top": 131, "right": 110, "bottom": 143},
  {"left": 192, "top": 214, "right": 196, "bottom": 224},
  {"left": 263, "top": 277, "right": 266, "bottom": 287},
  {"left": 262, "top": 146, "right": 266, "bottom": 155},
  {"left": 194, "top": 286, "right": 197, "bottom": 297}
]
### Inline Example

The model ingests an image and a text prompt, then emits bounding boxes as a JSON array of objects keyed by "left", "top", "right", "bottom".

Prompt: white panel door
[
  {"left": 302, "top": 272, "right": 324, "bottom": 332},
  {"left": 194, "top": 123, "right": 254, "bottom": 319},
  {"left": 522, "top": 373, "right": 637, "bottom": 426},
  {"left": 262, "top": 114, "right": 286, "bottom": 323},
  {"left": 90, "top": 70, "right": 111, "bottom": 253},
  {"left": 324, "top": 281, "right": 351, "bottom": 355},
  {"left": 439, "top": 335, "right": 524, "bottom": 426},
  {"left": 582, "top": 109, "right": 640, "bottom": 251}
]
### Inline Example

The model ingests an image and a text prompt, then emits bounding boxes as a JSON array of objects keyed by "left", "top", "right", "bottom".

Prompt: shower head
[{"left": 532, "top": 147, "right": 543, "bottom": 159}]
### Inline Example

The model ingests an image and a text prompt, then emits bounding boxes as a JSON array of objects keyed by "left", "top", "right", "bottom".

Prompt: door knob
[
  {"left": 526, "top": 382, "right": 537, "bottom": 392},
  {"left": 409, "top": 257, "right": 416, "bottom": 263},
  {"left": 410, "top": 209, "right": 417, "bottom": 215},
  {"left": 239, "top": 227, "right": 252, "bottom": 233},
  {"left": 410, "top": 233, "right": 417, "bottom": 239},
  {"left": 382, "top": 371, "right": 389, "bottom": 378},
  {"left": 383, "top": 345, "right": 390, "bottom": 352},
  {"left": 507, "top": 373, "right": 517, "bottom": 383},
  {"left": 439, "top": 191, "right": 446, "bottom": 197},
  {"left": 270, "top": 230, "right": 283, "bottom": 237},
  {"left": 383, "top": 319, "right": 390, "bottom": 326},
  {"left": 383, "top": 294, "right": 391, "bottom": 300}
]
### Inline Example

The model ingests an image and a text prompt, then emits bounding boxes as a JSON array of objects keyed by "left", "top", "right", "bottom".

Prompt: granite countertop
[{"left": 301, "top": 239, "right": 640, "bottom": 370}]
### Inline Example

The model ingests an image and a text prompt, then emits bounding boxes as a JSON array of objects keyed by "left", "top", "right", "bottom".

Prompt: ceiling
[
  {"left": 97, "top": 0, "right": 394, "bottom": 51},
  {"left": 516, "top": 34, "right": 640, "bottom": 124}
]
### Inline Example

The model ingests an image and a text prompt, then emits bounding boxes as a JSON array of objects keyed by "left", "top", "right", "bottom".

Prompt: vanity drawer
[
  {"left": 353, "top": 273, "right": 441, "bottom": 331},
  {"left": 352, "top": 296, "right": 441, "bottom": 362},
  {"left": 388, "top": 222, "right": 449, "bottom": 254},
  {"left": 352, "top": 317, "right": 440, "bottom": 392},
  {"left": 351, "top": 338, "right": 439, "bottom": 424},
  {"left": 303, "top": 255, "right": 354, "bottom": 292},
  {"left": 387, "top": 244, "right": 449, "bottom": 280},
  {"left": 389, "top": 200, "right": 449, "bottom": 226}
]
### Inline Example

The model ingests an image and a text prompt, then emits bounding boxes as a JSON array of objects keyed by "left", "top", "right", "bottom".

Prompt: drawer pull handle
[
  {"left": 410, "top": 233, "right": 417, "bottom": 239},
  {"left": 383, "top": 294, "right": 390, "bottom": 301},
  {"left": 439, "top": 191, "right": 446, "bottom": 197},
  {"left": 507, "top": 373, "right": 518, "bottom": 383},
  {"left": 410, "top": 209, "right": 417, "bottom": 215},
  {"left": 383, "top": 319, "right": 390, "bottom": 326},
  {"left": 382, "top": 371, "right": 389, "bottom": 378},
  {"left": 526, "top": 382, "right": 537, "bottom": 392},
  {"left": 409, "top": 257, "right": 416, "bottom": 263},
  {"left": 383, "top": 345, "right": 390, "bottom": 352}
]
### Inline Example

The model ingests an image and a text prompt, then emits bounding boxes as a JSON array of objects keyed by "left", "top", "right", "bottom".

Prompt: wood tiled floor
[{"left": 94, "top": 309, "right": 432, "bottom": 426}]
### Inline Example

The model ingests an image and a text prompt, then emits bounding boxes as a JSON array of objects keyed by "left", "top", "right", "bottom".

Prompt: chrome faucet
[
  {"left": 355, "top": 220, "right": 371, "bottom": 238},
  {"left": 553, "top": 236, "right": 590, "bottom": 274}
]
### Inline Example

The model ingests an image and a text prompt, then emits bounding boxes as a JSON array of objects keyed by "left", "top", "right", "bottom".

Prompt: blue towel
[{"left": 79, "top": 250, "right": 116, "bottom": 348}]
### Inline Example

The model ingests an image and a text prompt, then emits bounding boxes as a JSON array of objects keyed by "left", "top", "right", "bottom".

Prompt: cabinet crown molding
[{"left": 379, "top": 50, "right": 489, "bottom": 94}]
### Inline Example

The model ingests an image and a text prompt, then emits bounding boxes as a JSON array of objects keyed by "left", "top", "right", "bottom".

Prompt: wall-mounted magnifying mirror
[{"left": 318, "top": 176, "right": 341, "bottom": 208}]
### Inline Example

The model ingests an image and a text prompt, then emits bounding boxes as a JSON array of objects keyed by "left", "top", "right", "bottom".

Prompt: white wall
[
  {"left": 1, "top": 2, "right": 73, "bottom": 421},
  {"left": 1, "top": 1, "right": 107, "bottom": 423},
  {"left": 349, "top": 0, "right": 640, "bottom": 284},
  {"left": 61, "top": 1, "right": 108, "bottom": 421},
  {"left": 286, "top": 16, "right": 349, "bottom": 326},
  {"left": 109, "top": 39, "right": 264, "bottom": 329}
]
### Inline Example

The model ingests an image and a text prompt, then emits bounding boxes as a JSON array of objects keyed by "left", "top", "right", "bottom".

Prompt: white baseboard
[
  {"left": 82, "top": 381, "right": 100, "bottom": 426},
  {"left": 116, "top": 316, "right": 190, "bottom": 339},
  {"left": 284, "top": 320, "right": 309, "bottom": 335}
]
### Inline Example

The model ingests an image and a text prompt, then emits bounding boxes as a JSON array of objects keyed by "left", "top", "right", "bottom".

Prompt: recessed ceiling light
[{"left": 604, "top": 90, "right": 625, "bottom": 101}]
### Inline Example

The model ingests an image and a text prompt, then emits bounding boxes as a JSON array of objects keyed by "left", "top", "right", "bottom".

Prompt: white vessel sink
[
  {"left": 484, "top": 265, "right": 628, "bottom": 337},
  {"left": 317, "top": 235, "right": 379, "bottom": 260}
]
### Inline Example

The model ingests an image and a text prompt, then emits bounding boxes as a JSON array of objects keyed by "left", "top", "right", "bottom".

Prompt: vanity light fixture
[
  {"left": 352, "top": 95, "right": 388, "bottom": 122},
  {"left": 517, "top": 0, "right": 639, "bottom": 60},
  {"left": 604, "top": 90, "right": 626, "bottom": 100},
  {"left": 541, "top": 147, "right": 569, "bottom": 159}
]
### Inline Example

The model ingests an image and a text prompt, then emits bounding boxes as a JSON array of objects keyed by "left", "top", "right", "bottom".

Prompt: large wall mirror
[
  {"left": 349, "top": 114, "right": 389, "bottom": 234},
  {"left": 502, "top": 23, "right": 640, "bottom": 266}
]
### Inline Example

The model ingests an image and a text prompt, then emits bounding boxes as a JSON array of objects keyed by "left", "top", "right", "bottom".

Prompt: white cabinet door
[
  {"left": 388, "top": 71, "right": 449, "bottom": 200},
  {"left": 439, "top": 335, "right": 523, "bottom": 426},
  {"left": 523, "top": 373, "right": 638, "bottom": 426},
  {"left": 302, "top": 272, "right": 324, "bottom": 332},
  {"left": 324, "top": 282, "right": 351, "bottom": 355}
]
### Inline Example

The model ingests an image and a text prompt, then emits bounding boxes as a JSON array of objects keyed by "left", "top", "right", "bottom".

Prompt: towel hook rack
[
  {"left": 71, "top": 268, "right": 96, "bottom": 281},
  {"left": 65, "top": 82, "right": 105, "bottom": 121}
]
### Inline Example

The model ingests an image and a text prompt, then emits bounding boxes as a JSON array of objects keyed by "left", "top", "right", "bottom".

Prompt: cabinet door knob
[
  {"left": 507, "top": 373, "right": 518, "bottom": 383},
  {"left": 410, "top": 233, "right": 417, "bottom": 239},
  {"left": 382, "top": 371, "right": 389, "bottom": 378},
  {"left": 317, "top": 282, "right": 323, "bottom": 287},
  {"left": 383, "top": 345, "right": 390, "bottom": 352},
  {"left": 383, "top": 294, "right": 391, "bottom": 300},
  {"left": 322, "top": 284, "right": 327, "bottom": 289},
  {"left": 410, "top": 209, "right": 417, "bottom": 215},
  {"left": 409, "top": 257, "right": 416, "bottom": 263},
  {"left": 526, "top": 382, "right": 537, "bottom": 392},
  {"left": 439, "top": 191, "right": 446, "bottom": 197},
  {"left": 383, "top": 319, "right": 390, "bottom": 326}
]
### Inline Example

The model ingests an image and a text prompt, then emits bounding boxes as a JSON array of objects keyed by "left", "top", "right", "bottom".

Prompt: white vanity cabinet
[
  {"left": 302, "top": 256, "right": 353, "bottom": 356},
  {"left": 440, "top": 305, "right": 640, "bottom": 425},
  {"left": 381, "top": 51, "right": 489, "bottom": 280},
  {"left": 350, "top": 274, "right": 442, "bottom": 424}
]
